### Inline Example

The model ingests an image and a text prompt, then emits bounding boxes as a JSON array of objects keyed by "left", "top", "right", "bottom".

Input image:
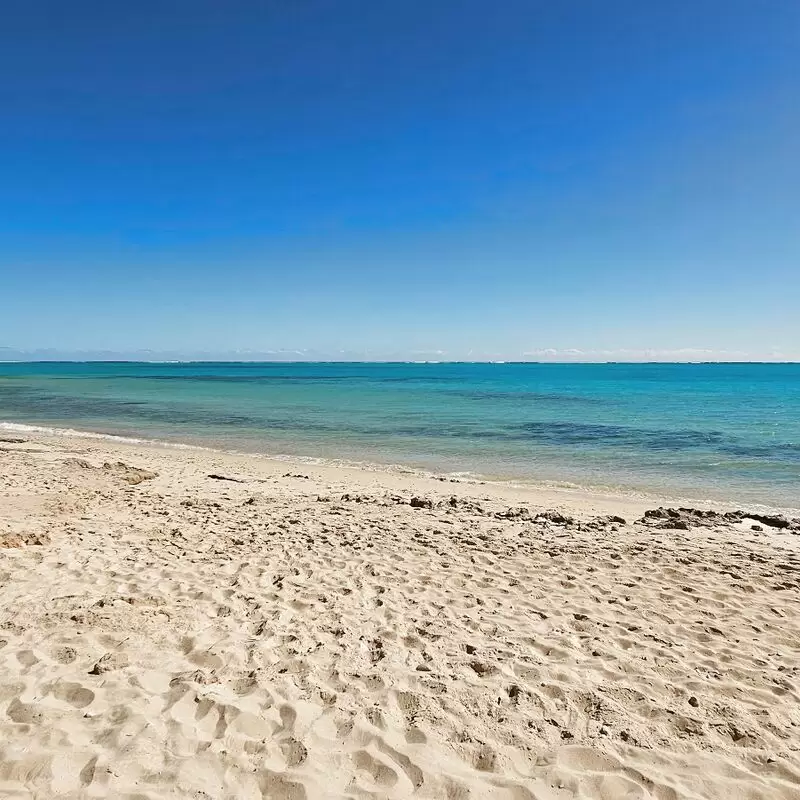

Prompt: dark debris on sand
[{"left": 638, "top": 507, "right": 800, "bottom": 532}]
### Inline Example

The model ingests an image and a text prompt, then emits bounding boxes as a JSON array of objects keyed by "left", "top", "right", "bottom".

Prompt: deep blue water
[{"left": 1, "top": 362, "right": 798, "bottom": 509}]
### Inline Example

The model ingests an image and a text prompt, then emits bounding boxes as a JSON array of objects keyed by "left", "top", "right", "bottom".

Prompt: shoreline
[{"left": 2, "top": 419, "right": 799, "bottom": 517}]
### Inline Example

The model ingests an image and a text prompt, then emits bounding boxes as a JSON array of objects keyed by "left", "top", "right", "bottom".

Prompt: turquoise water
[{"left": 1, "top": 362, "right": 798, "bottom": 509}]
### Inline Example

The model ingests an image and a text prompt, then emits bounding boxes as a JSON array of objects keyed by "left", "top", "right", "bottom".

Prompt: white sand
[{"left": 1, "top": 432, "right": 799, "bottom": 799}]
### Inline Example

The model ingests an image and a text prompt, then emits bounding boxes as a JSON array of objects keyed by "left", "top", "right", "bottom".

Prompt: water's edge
[{"left": 4, "top": 419, "right": 798, "bottom": 517}]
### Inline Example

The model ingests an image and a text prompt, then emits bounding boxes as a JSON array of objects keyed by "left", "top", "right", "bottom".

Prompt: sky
[{"left": 1, "top": 0, "right": 798, "bottom": 361}]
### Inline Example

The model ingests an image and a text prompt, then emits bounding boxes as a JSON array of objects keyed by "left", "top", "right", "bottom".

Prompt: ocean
[{"left": 1, "top": 361, "right": 798, "bottom": 510}]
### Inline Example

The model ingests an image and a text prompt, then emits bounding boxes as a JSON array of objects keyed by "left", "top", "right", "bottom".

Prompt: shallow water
[{"left": 1, "top": 361, "right": 798, "bottom": 509}]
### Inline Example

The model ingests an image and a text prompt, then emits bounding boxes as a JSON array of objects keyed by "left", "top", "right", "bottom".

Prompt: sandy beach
[{"left": 1, "top": 431, "right": 799, "bottom": 799}]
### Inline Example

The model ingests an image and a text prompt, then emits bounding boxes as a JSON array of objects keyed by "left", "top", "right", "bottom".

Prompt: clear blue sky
[{"left": 1, "top": 0, "right": 798, "bottom": 360}]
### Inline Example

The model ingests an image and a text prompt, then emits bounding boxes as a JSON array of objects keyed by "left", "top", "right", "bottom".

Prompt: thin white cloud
[
  {"left": 520, "top": 347, "right": 794, "bottom": 362},
  {"left": 2, "top": 346, "right": 797, "bottom": 362}
]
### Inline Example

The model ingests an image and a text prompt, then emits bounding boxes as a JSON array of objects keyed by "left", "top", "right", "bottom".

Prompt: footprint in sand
[
  {"left": 353, "top": 749, "right": 399, "bottom": 787},
  {"left": 53, "top": 682, "right": 95, "bottom": 708},
  {"left": 6, "top": 697, "right": 43, "bottom": 724},
  {"left": 52, "top": 646, "right": 78, "bottom": 664},
  {"left": 280, "top": 737, "right": 308, "bottom": 767}
]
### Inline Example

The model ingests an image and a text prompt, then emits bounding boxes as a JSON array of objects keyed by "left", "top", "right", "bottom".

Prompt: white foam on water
[{"left": 0, "top": 421, "right": 204, "bottom": 451}]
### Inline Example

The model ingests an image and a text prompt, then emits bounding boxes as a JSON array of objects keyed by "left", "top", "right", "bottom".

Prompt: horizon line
[{"left": 2, "top": 359, "right": 799, "bottom": 366}]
